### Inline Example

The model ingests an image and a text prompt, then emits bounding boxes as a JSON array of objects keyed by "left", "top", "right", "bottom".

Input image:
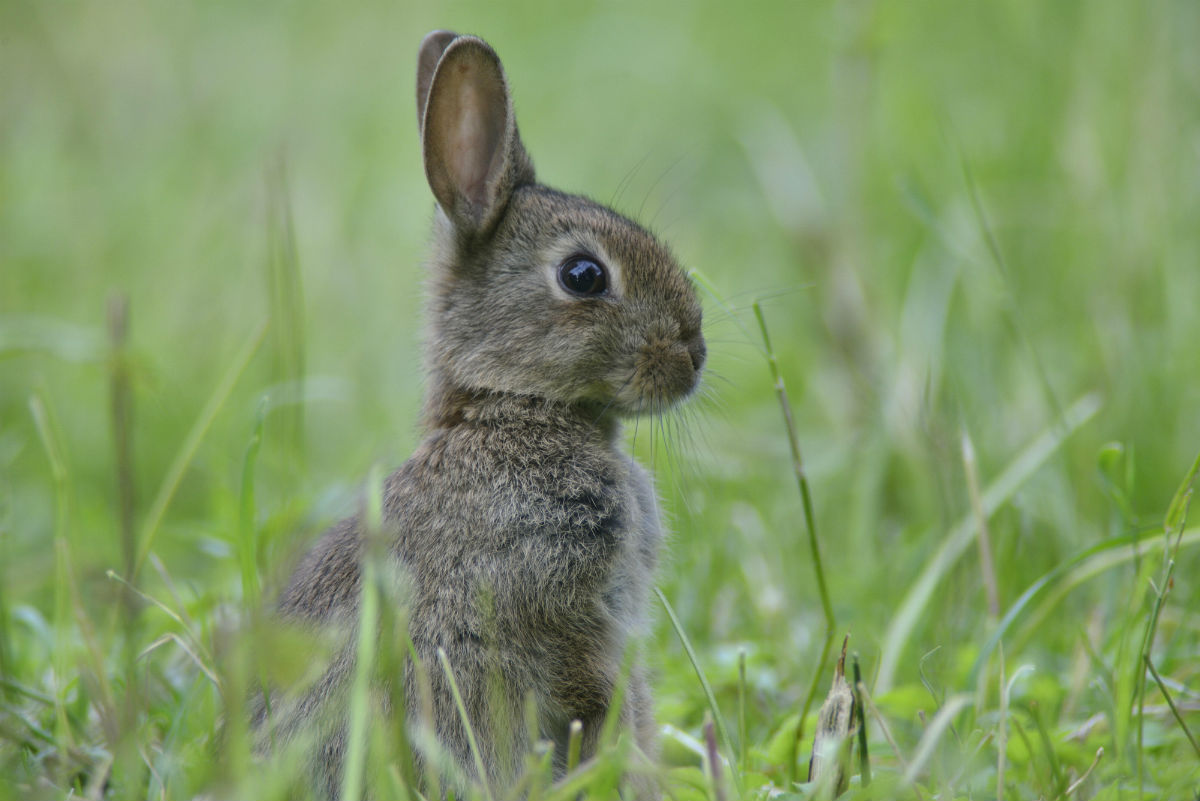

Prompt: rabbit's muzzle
[{"left": 622, "top": 327, "right": 705, "bottom": 414}]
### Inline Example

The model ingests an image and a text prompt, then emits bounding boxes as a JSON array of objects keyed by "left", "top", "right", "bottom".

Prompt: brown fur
[{"left": 261, "top": 31, "right": 704, "bottom": 799}]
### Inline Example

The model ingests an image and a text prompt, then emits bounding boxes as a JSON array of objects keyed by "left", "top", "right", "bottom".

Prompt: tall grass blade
[
  {"left": 438, "top": 648, "right": 495, "bottom": 801},
  {"left": 703, "top": 717, "right": 728, "bottom": 801},
  {"left": 961, "top": 427, "right": 999, "bottom": 619},
  {"left": 958, "top": 144, "right": 1063, "bottom": 420},
  {"left": 133, "top": 321, "right": 267, "bottom": 580},
  {"left": 851, "top": 655, "right": 869, "bottom": 788},
  {"left": 106, "top": 294, "right": 146, "bottom": 780},
  {"left": 566, "top": 719, "right": 583, "bottom": 775},
  {"left": 28, "top": 393, "right": 75, "bottom": 755},
  {"left": 342, "top": 464, "right": 386, "bottom": 801},
  {"left": 106, "top": 294, "right": 136, "bottom": 596},
  {"left": 0, "top": 480, "right": 10, "bottom": 701},
  {"left": 1143, "top": 656, "right": 1200, "bottom": 759},
  {"left": 902, "top": 694, "right": 972, "bottom": 786},
  {"left": 879, "top": 393, "right": 1101, "bottom": 691},
  {"left": 737, "top": 649, "right": 747, "bottom": 776},
  {"left": 265, "top": 162, "right": 307, "bottom": 464},
  {"left": 969, "top": 526, "right": 1200, "bottom": 682},
  {"left": 237, "top": 399, "right": 267, "bottom": 609},
  {"left": 655, "top": 587, "right": 741, "bottom": 795},
  {"left": 751, "top": 302, "right": 836, "bottom": 781},
  {"left": 1134, "top": 447, "right": 1198, "bottom": 795}
]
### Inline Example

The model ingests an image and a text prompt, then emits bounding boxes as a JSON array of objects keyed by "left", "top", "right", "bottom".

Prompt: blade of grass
[
  {"left": 438, "top": 648, "right": 495, "bottom": 801},
  {"left": 1027, "top": 700, "right": 1063, "bottom": 794},
  {"left": 737, "top": 648, "right": 747, "bottom": 776},
  {"left": 106, "top": 293, "right": 144, "bottom": 775},
  {"left": 28, "top": 393, "right": 76, "bottom": 759},
  {"left": 0, "top": 477, "right": 10, "bottom": 702},
  {"left": 237, "top": 398, "right": 267, "bottom": 610},
  {"left": 1143, "top": 656, "right": 1200, "bottom": 759},
  {"left": 138, "top": 633, "right": 220, "bottom": 688},
  {"left": 996, "top": 645, "right": 1009, "bottom": 801},
  {"left": 958, "top": 142, "right": 1063, "bottom": 422},
  {"left": 751, "top": 302, "right": 836, "bottom": 783},
  {"left": 31, "top": 392, "right": 121, "bottom": 784},
  {"left": 879, "top": 393, "right": 1101, "bottom": 691},
  {"left": 265, "top": 160, "right": 307, "bottom": 466},
  {"left": 132, "top": 320, "right": 266, "bottom": 581},
  {"left": 566, "top": 719, "right": 583, "bottom": 774},
  {"left": 1058, "top": 747, "right": 1103, "bottom": 800},
  {"left": 1136, "top": 447, "right": 1198, "bottom": 795},
  {"left": 1008, "top": 715, "right": 1051, "bottom": 798},
  {"left": 856, "top": 680, "right": 922, "bottom": 801},
  {"left": 654, "top": 587, "right": 742, "bottom": 795},
  {"left": 703, "top": 717, "right": 728, "bottom": 801},
  {"left": 969, "top": 526, "right": 1200, "bottom": 683},
  {"left": 104, "top": 570, "right": 216, "bottom": 683},
  {"left": 342, "top": 464, "right": 385, "bottom": 801},
  {"left": 522, "top": 740, "right": 555, "bottom": 801},
  {"left": 903, "top": 694, "right": 972, "bottom": 787},
  {"left": 851, "top": 655, "right": 869, "bottom": 787},
  {"left": 106, "top": 294, "right": 136, "bottom": 597},
  {"left": 598, "top": 639, "right": 637, "bottom": 748},
  {"left": 961, "top": 427, "right": 999, "bottom": 620}
]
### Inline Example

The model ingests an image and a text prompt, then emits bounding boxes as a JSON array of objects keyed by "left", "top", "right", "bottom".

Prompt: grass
[{"left": 3, "top": 0, "right": 1200, "bottom": 798}]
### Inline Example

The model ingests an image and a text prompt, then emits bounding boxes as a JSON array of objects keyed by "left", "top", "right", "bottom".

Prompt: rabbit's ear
[
  {"left": 416, "top": 30, "right": 458, "bottom": 129},
  {"left": 420, "top": 36, "right": 535, "bottom": 236}
]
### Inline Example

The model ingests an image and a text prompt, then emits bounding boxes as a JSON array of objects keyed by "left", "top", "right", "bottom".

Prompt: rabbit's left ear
[
  {"left": 416, "top": 30, "right": 458, "bottom": 128},
  {"left": 419, "top": 35, "right": 535, "bottom": 237}
]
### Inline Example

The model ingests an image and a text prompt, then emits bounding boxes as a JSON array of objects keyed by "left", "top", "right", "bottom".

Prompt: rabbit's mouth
[{"left": 610, "top": 335, "right": 705, "bottom": 416}]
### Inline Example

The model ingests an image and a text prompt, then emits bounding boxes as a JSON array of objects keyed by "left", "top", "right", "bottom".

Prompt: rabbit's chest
[{"left": 401, "top": 434, "right": 661, "bottom": 630}]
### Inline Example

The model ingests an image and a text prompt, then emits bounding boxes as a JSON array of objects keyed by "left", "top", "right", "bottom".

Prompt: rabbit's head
[{"left": 416, "top": 32, "right": 705, "bottom": 419}]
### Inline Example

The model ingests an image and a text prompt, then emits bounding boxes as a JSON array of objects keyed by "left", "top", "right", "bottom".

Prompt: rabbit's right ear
[{"left": 418, "top": 35, "right": 535, "bottom": 237}]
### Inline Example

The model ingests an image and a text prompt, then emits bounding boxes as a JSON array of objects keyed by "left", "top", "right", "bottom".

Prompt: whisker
[
  {"left": 647, "top": 158, "right": 700, "bottom": 231},
  {"left": 637, "top": 152, "right": 688, "bottom": 223},
  {"left": 611, "top": 148, "right": 654, "bottom": 211},
  {"left": 698, "top": 370, "right": 737, "bottom": 390},
  {"left": 631, "top": 408, "right": 642, "bottom": 457}
]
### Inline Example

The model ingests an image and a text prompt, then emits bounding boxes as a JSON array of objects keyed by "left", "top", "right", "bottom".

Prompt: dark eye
[{"left": 557, "top": 256, "right": 608, "bottom": 297}]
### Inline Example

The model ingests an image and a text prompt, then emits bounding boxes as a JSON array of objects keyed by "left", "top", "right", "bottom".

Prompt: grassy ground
[{"left": 3, "top": 0, "right": 1200, "bottom": 798}]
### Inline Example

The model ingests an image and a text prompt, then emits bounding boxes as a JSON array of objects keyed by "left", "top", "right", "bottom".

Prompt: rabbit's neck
[{"left": 423, "top": 380, "right": 620, "bottom": 445}]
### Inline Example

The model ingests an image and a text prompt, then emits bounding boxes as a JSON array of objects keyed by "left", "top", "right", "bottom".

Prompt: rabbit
[{"left": 258, "top": 30, "right": 705, "bottom": 800}]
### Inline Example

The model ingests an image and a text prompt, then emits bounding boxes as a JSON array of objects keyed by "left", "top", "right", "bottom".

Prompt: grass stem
[
  {"left": 737, "top": 649, "right": 747, "bottom": 776},
  {"left": 1144, "top": 656, "right": 1200, "bottom": 759},
  {"left": 133, "top": 321, "right": 267, "bottom": 580},
  {"left": 1134, "top": 447, "right": 1198, "bottom": 795},
  {"left": 961, "top": 427, "right": 999, "bottom": 620},
  {"left": 751, "top": 302, "right": 836, "bottom": 783},
  {"left": 566, "top": 719, "right": 583, "bottom": 774},
  {"left": 655, "top": 587, "right": 742, "bottom": 795},
  {"left": 881, "top": 393, "right": 1101, "bottom": 691},
  {"left": 856, "top": 680, "right": 922, "bottom": 801},
  {"left": 438, "top": 648, "right": 495, "bottom": 801},
  {"left": 851, "top": 655, "right": 869, "bottom": 788},
  {"left": 343, "top": 464, "right": 387, "bottom": 801}
]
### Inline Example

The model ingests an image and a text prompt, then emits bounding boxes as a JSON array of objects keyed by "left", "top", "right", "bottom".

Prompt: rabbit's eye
[{"left": 558, "top": 256, "right": 608, "bottom": 297}]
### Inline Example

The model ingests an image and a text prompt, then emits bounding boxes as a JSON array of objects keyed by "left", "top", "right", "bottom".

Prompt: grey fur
[{"left": 262, "top": 31, "right": 704, "bottom": 799}]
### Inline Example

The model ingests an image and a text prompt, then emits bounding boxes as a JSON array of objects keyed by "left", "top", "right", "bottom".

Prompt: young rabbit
[{"left": 263, "top": 30, "right": 705, "bottom": 799}]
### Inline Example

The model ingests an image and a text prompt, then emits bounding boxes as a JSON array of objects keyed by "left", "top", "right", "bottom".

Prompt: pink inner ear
[{"left": 448, "top": 79, "right": 505, "bottom": 209}]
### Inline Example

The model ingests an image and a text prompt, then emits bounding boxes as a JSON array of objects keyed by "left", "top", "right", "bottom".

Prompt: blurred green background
[{"left": 3, "top": 0, "right": 1199, "bottom": 797}]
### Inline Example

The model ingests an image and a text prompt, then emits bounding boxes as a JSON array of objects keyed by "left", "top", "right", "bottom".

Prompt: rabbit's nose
[{"left": 688, "top": 339, "right": 706, "bottom": 372}]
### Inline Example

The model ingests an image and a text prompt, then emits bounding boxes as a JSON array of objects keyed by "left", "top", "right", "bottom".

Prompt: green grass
[{"left": 3, "top": 0, "right": 1200, "bottom": 798}]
